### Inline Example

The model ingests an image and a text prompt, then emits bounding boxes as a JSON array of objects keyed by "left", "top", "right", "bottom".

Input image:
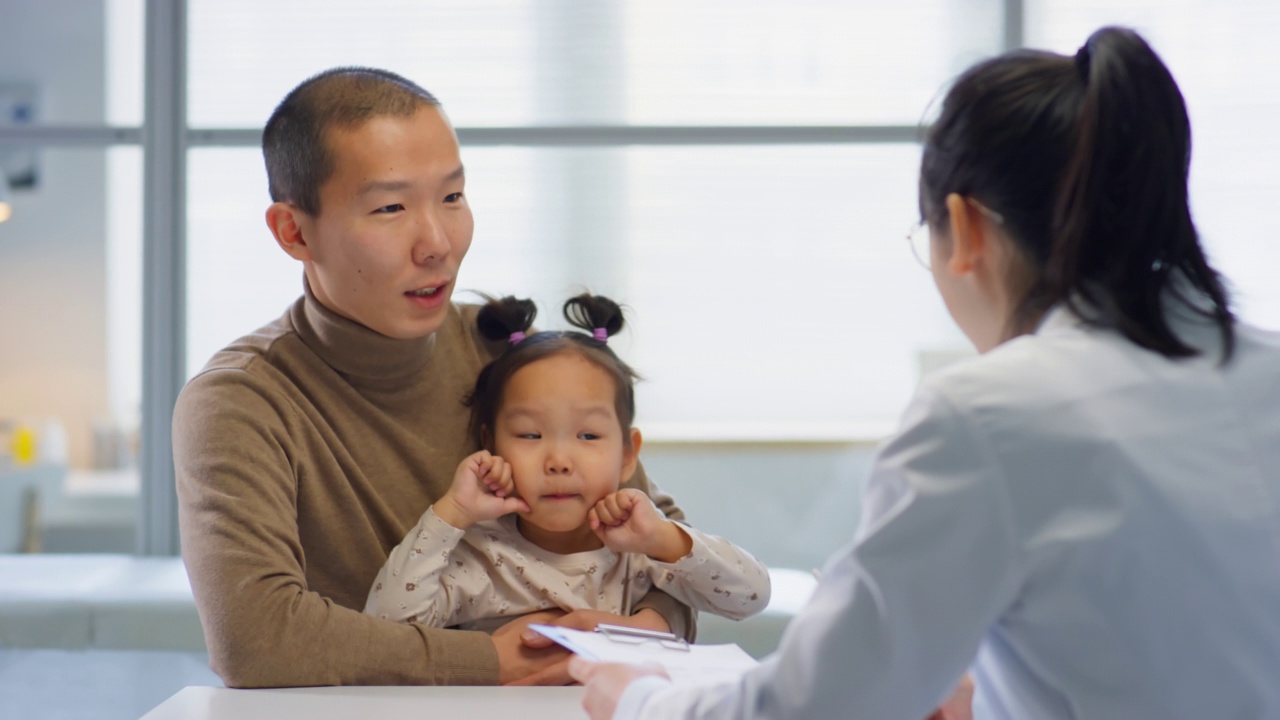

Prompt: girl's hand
[
  {"left": 589, "top": 488, "right": 692, "bottom": 563},
  {"left": 434, "top": 450, "right": 530, "bottom": 529}
]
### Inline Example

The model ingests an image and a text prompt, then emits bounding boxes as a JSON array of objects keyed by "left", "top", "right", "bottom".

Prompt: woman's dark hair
[
  {"left": 919, "top": 26, "right": 1234, "bottom": 361},
  {"left": 467, "top": 294, "right": 640, "bottom": 449}
]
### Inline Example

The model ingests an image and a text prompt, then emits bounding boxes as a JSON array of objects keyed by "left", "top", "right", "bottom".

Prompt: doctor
[{"left": 570, "top": 25, "right": 1280, "bottom": 720}]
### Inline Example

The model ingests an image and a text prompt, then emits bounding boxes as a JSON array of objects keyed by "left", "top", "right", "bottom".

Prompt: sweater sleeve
[
  {"left": 364, "top": 506, "right": 471, "bottom": 626},
  {"left": 620, "top": 463, "right": 699, "bottom": 641},
  {"left": 644, "top": 524, "right": 772, "bottom": 620},
  {"left": 174, "top": 370, "right": 499, "bottom": 688}
]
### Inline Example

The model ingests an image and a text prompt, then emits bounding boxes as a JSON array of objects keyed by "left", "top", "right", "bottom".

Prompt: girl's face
[{"left": 491, "top": 351, "right": 640, "bottom": 553}]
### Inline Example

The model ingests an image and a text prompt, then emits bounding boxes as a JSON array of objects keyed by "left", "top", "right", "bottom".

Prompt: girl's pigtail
[
  {"left": 476, "top": 295, "right": 538, "bottom": 346},
  {"left": 563, "top": 293, "right": 625, "bottom": 341}
]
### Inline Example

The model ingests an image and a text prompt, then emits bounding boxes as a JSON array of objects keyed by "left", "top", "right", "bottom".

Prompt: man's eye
[
  {"left": 444, "top": 192, "right": 464, "bottom": 203},
  {"left": 374, "top": 203, "right": 405, "bottom": 214}
]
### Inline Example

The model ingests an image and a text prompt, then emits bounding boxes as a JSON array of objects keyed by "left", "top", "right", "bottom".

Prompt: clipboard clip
[{"left": 595, "top": 623, "right": 690, "bottom": 652}]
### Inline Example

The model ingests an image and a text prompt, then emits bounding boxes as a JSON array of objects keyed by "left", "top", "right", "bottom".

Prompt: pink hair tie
[
  {"left": 592, "top": 327, "right": 608, "bottom": 342},
  {"left": 509, "top": 331, "right": 526, "bottom": 345}
]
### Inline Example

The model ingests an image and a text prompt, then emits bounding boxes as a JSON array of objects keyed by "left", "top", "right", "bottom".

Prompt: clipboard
[
  {"left": 527, "top": 623, "right": 759, "bottom": 686},
  {"left": 595, "top": 623, "right": 690, "bottom": 652}
]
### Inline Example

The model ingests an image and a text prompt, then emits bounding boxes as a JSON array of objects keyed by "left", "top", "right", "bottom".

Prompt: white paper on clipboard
[{"left": 528, "top": 624, "right": 760, "bottom": 686}]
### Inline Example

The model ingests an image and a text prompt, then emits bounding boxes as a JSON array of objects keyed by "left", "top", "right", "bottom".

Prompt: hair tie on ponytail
[
  {"left": 592, "top": 327, "right": 608, "bottom": 343},
  {"left": 1074, "top": 41, "right": 1092, "bottom": 81},
  {"left": 509, "top": 331, "right": 526, "bottom": 345}
]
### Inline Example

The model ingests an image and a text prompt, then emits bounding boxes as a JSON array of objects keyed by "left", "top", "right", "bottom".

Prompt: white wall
[{"left": 0, "top": 1, "right": 109, "bottom": 469}]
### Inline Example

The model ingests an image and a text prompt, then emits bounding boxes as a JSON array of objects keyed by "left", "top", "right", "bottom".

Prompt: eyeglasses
[
  {"left": 905, "top": 199, "right": 1005, "bottom": 271},
  {"left": 906, "top": 220, "right": 931, "bottom": 270}
]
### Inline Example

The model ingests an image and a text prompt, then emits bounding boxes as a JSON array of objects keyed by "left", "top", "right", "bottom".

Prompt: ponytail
[
  {"left": 920, "top": 26, "right": 1235, "bottom": 362},
  {"left": 1050, "top": 26, "right": 1234, "bottom": 360}
]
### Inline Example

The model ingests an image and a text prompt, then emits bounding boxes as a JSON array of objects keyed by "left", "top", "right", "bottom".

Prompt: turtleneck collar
[{"left": 290, "top": 276, "right": 437, "bottom": 384}]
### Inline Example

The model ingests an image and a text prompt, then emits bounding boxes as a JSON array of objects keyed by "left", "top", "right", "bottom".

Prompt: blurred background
[{"left": 1, "top": 1, "right": 1278, "bottom": 717}]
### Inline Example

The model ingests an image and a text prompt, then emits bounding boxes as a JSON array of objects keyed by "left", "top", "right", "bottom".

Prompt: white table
[{"left": 141, "top": 685, "right": 587, "bottom": 719}]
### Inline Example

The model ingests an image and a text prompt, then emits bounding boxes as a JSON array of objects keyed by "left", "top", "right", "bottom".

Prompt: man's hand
[
  {"left": 506, "top": 607, "right": 673, "bottom": 687},
  {"left": 492, "top": 609, "right": 573, "bottom": 686},
  {"left": 589, "top": 489, "right": 692, "bottom": 563},
  {"left": 569, "top": 657, "right": 670, "bottom": 720},
  {"left": 434, "top": 450, "right": 529, "bottom": 529}
]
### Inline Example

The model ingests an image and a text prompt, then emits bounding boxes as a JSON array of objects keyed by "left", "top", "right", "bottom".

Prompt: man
[{"left": 173, "top": 67, "right": 693, "bottom": 688}]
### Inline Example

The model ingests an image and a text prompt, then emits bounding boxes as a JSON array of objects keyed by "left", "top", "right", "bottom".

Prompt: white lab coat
[{"left": 616, "top": 304, "right": 1280, "bottom": 719}]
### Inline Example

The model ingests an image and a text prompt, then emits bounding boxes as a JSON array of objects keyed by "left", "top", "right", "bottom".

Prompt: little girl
[{"left": 364, "top": 294, "right": 770, "bottom": 631}]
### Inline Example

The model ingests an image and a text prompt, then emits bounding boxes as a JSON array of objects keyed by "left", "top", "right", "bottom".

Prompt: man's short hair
[{"left": 262, "top": 67, "right": 440, "bottom": 216}]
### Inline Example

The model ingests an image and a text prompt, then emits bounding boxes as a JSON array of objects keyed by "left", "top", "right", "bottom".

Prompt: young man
[{"left": 173, "top": 67, "right": 693, "bottom": 688}]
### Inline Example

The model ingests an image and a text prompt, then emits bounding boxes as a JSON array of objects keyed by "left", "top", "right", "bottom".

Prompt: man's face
[{"left": 296, "top": 106, "right": 474, "bottom": 339}]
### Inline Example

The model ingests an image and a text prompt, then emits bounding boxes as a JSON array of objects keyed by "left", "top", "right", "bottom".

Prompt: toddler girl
[{"left": 364, "top": 294, "right": 770, "bottom": 631}]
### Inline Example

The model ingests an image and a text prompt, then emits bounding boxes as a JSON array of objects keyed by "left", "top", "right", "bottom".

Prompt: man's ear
[
  {"left": 943, "top": 192, "right": 987, "bottom": 275},
  {"left": 621, "top": 427, "right": 643, "bottom": 480},
  {"left": 266, "top": 201, "right": 313, "bottom": 262}
]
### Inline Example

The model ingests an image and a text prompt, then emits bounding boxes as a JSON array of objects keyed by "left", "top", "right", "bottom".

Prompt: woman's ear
[
  {"left": 943, "top": 192, "right": 987, "bottom": 275},
  {"left": 266, "top": 202, "right": 313, "bottom": 261}
]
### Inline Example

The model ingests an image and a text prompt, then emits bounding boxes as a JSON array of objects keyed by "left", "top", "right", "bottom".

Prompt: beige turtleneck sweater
[{"left": 173, "top": 286, "right": 693, "bottom": 688}]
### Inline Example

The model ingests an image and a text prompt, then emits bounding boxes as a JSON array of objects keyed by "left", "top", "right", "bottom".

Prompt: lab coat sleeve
[{"left": 614, "top": 383, "right": 1026, "bottom": 719}]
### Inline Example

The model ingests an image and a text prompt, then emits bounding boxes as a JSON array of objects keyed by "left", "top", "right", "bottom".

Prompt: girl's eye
[
  {"left": 578, "top": 433, "right": 600, "bottom": 441},
  {"left": 518, "top": 433, "right": 541, "bottom": 440},
  {"left": 374, "top": 203, "right": 405, "bottom": 214},
  {"left": 444, "top": 192, "right": 464, "bottom": 203}
]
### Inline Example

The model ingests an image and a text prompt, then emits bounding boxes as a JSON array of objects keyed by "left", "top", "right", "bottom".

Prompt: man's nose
[{"left": 411, "top": 210, "right": 451, "bottom": 264}]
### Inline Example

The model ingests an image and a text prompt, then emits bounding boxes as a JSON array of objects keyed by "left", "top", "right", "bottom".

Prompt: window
[
  {"left": 181, "top": 0, "right": 999, "bottom": 438},
  {"left": 5, "top": 1, "right": 1277, "bottom": 553}
]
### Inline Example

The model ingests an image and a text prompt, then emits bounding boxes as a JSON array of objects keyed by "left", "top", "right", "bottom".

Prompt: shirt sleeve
[
  {"left": 174, "top": 371, "right": 499, "bottom": 688},
  {"left": 621, "top": 463, "right": 699, "bottom": 641},
  {"left": 363, "top": 506, "right": 472, "bottom": 626},
  {"left": 614, "top": 383, "right": 1026, "bottom": 719},
  {"left": 644, "top": 525, "right": 771, "bottom": 620}
]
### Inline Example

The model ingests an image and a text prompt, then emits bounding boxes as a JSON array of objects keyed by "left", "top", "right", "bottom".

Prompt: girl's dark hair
[
  {"left": 467, "top": 293, "right": 640, "bottom": 449},
  {"left": 919, "top": 26, "right": 1234, "bottom": 361}
]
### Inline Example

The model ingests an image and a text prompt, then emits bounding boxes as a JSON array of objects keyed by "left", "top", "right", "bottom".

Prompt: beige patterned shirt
[{"left": 364, "top": 507, "right": 770, "bottom": 632}]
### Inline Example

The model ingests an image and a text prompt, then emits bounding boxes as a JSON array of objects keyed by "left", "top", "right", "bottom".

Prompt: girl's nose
[{"left": 544, "top": 449, "right": 571, "bottom": 475}]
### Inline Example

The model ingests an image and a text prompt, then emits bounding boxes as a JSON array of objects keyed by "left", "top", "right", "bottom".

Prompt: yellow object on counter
[{"left": 11, "top": 425, "right": 36, "bottom": 465}]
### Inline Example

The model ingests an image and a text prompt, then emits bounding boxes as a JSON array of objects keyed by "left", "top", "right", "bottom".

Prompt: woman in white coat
[{"left": 570, "top": 25, "right": 1280, "bottom": 720}]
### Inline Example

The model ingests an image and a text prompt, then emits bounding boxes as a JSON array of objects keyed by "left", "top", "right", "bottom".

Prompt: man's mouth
[{"left": 406, "top": 284, "right": 445, "bottom": 297}]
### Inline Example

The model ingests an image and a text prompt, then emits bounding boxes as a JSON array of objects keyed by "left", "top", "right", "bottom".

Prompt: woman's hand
[
  {"left": 926, "top": 674, "right": 975, "bottom": 720},
  {"left": 569, "top": 657, "right": 670, "bottom": 720},
  {"left": 589, "top": 489, "right": 692, "bottom": 563},
  {"left": 434, "top": 450, "right": 529, "bottom": 529}
]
